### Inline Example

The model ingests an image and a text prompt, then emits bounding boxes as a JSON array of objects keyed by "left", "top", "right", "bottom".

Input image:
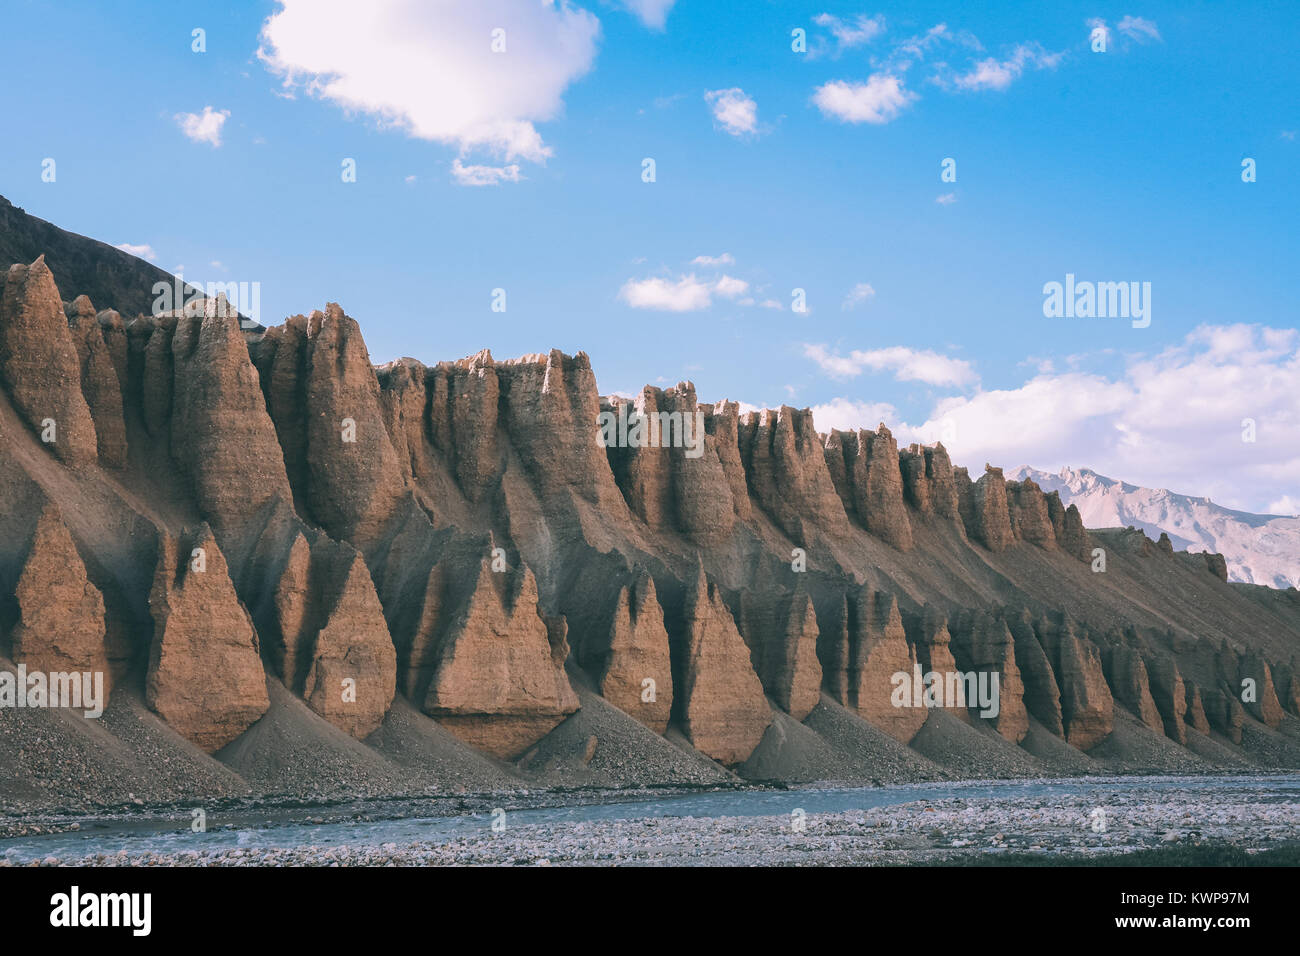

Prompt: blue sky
[{"left": 2, "top": 0, "right": 1297, "bottom": 512}]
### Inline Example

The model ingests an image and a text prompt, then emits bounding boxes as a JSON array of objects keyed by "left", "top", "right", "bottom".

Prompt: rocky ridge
[{"left": 1, "top": 221, "right": 1299, "bottom": 802}]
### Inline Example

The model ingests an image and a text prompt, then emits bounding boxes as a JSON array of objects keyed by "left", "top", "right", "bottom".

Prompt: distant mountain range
[{"left": 1010, "top": 465, "right": 1300, "bottom": 589}]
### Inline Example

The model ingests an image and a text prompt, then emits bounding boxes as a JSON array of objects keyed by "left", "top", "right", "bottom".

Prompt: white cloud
[
  {"left": 808, "top": 324, "right": 1300, "bottom": 513},
  {"left": 810, "top": 397, "right": 899, "bottom": 433},
  {"left": 842, "top": 283, "right": 876, "bottom": 310},
  {"left": 1117, "top": 16, "right": 1161, "bottom": 43},
  {"left": 704, "top": 88, "right": 759, "bottom": 137},
  {"left": 712, "top": 275, "right": 749, "bottom": 299},
  {"left": 812, "top": 13, "right": 885, "bottom": 52},
  {"left": 174, "top": 106, "right": 230, "bottom": 146},
  {"left": 620, "top": 273, "right": 751, "bottom": 311},
  {"left": 619, "top": 274, "right": 715, "bottom": 311},
  {"left": 803, "top": 343, "right": 977, "bottom": 387},
  {"left": 451, "top": 159, "right": 522, "bottom": 186},
  {"left": 813, "top": 74, "right": 915, "bottom": 124},
  {"left": 114, "top": 243, "right": 157, "bottom": 261},
  {"left": 618, "top": 0, "right": 675, "bottom": 30},
  {"left": 691, "top": 253, "right": 735, "bottom": 267},
  {"left": 1268, "top": 495, "right": 1300, "bottom": 517},
  {"left": 948, "top": 44, "right": 1064, "bottom": 91},
  {"left": 935, "top": 192, "right": 957, "bottom": 205},
  {"left": 258, "top": 0, "right": 600, "bottom": 165}
]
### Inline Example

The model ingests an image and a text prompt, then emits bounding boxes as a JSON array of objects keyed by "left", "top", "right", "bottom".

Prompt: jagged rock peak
[{"left": 0, "top": 256, "right": 99, "bottom": 465}]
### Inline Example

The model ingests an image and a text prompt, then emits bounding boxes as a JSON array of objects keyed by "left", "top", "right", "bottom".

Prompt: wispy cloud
[
  {"left": 935, "top": 192, "right": 957, "bottom": 205},
  {"left": 114, "top": 242, "right": 157, "bottom": 261},
  {"left": 803, "top": 343, "right": 977, "bottom": 386},
  {"left": 691, "top": 253, "right": 735, "bottom": 267},
  {"left": 842, "top": 283, "right": 876, "bottom": 310},
  {"left": 944, "top": 44, "right": 1065, "bottom": 92},
  {"left": 1117, "top": 16, "right": 1161, "bottom": 43},
  {"left": 811, "top": 12, "right": 885, "bottom": 56},
  {"left": 451, "top": 159, "right": 522, "bottom": 186}
]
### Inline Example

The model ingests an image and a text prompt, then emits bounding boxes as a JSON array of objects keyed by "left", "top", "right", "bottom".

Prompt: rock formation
[
  {"left": 1037, "top": 614, "right": 1113, "bottom": 750},
  {"left": 737, "top": 582, "right": 821, "bottom": 720},
  {"left": 970, "top": 465, "right": 1015, "bottom": 552},
  {"left": 1003, "top": 608, "right": 1063, "bottom": 736},
  {"left": 677, "top": 565, "right": 772, "bottom": 764},
  {"left": 850, "top": 590, "right": 928, "bottom": 743},
  {"left": 824, "top": 425, "right": 913, "bottom": 548},
  {"left": 10, "top": 505, "right": 112, "bottom": 696},
  {"left": 145, "top": 525, "right": 269, "bottom": 752},
  {"left": 66, "top": 295, "right": 127, "bottom": 468},
  {"left": 422, "top": 561, "right": 579, "bottom": 759},
  {"left": 0, "top": 257, "right": 98, "bottom": 465},
  {"left": 595, "top": 570, "right": 673, "bottom": 733}
]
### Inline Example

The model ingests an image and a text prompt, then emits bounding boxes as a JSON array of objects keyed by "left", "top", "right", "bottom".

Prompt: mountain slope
[{"left": 1010, "top": 465, "right": 1300, "bottom": 589}]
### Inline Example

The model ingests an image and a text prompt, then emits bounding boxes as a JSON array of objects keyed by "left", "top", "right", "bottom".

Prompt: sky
[{"left": 1, "top": 0, "right": 1297, "bottom": 514}]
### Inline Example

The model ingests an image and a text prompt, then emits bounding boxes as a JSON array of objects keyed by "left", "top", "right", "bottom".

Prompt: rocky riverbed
[{"left": 5, "top": 775, "right": 1296, "bottom": 866}]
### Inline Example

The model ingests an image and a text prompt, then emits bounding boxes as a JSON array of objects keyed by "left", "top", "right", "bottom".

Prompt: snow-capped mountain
[{"left": 1008, "top": 465, "right": 1300, "bottom": 589}]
